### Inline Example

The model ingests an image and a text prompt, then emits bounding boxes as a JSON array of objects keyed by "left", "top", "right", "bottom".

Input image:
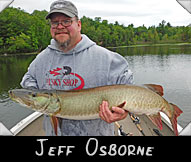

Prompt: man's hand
[{"left": 99, "top": 101, "right": 128, "bottom": 123}]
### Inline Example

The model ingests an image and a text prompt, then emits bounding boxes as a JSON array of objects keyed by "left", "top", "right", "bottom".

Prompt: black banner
[{"left": 0, "top": 136, "right": 188, "bottom": 161}]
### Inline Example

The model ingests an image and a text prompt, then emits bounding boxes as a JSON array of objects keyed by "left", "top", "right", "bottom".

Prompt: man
[{"left": 21, "top": 0, "right": 134, "bottom": 136}]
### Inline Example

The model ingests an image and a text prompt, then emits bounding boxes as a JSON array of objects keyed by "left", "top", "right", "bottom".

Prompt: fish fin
[
  {"left": 148, "top": 113, "right": 163, "bottom": 130},
  {"left": 144, "top": 84, "right": 164, "bottom": 96},
  {"left": 168, "top": 103, "right": 183, "bottom": 136},
  {"left": 117, "top": 101, "right": 126, "bottom": 108},
  {"left": 50, "top": 116, "right": 58, "bottom": 136}
]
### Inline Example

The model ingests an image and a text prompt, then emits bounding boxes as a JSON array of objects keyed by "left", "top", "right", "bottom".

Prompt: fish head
[{"left": 9, "top": 89, "right": 54, "bottom": 112}]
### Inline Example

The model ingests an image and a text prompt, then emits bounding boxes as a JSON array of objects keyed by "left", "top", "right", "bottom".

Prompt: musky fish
[{"left": 9, "top": 84, "right": 183, "bottom": 136}]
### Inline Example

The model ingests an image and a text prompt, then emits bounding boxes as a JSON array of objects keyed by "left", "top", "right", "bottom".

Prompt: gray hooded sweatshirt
[{"left": 21, "top": 34, "right": 134, "bottom": 136}]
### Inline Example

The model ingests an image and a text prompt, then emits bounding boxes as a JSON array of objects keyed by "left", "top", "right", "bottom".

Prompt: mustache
[{"left": 55, "top": 30, "right": 69, "bottom": 35}]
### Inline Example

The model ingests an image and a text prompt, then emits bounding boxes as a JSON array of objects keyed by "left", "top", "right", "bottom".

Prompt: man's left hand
[{"left": 99, "top": 101, "right": 128, "bottom": 123}]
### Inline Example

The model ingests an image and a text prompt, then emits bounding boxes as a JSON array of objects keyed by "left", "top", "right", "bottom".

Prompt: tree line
[{"left": 0, "top": 7, "right": 191, "bottom": 54}]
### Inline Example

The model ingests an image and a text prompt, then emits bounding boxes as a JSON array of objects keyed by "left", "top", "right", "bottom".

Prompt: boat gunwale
[{"left": 10, "top": 112, "right": 43, "bottom": 136}]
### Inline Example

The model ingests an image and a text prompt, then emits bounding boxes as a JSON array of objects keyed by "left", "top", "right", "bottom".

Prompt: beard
[
  {"left": 57, "top": 38, "right": 71, "bottom": 49},
  {"left": 54, "top": 32, "right": 71, "bottom": 50}
]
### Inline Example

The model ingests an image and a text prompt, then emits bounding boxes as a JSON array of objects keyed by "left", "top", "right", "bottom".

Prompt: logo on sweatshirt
[{"left": 47, "top": 66, "right": 85, "bottom": 90}]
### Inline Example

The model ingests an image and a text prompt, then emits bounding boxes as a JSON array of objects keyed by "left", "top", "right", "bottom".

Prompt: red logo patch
[{"left": 48, "top": 66, "right": 85, "bottom": 90}]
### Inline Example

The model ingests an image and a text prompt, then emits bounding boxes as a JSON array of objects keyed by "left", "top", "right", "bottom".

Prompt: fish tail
[
  {"left": 169, "top": 103, "right": 183, "bottom": 136},
  {"left": 165, "top": 103, "right": 183, "bottom": 136}
]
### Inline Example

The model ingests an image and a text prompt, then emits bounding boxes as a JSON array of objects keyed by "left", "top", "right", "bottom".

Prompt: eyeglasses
[{"left": 50, "top": 19, "right": 76, "bottom": 28}]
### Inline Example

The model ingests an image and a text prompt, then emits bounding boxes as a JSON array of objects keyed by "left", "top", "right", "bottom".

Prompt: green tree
[
  {"left": 0, "top": 38, "right": 3, "bottom": 46},
  {"left": 0, "top": 38, "right": 3, "bottom": 53},
  {"left": 0, "top": 7, "right": 190, "bottom": 55},
  {"left": 0, "top": 7, "right": 51, "bottom": 54},
  {"left": 6, "top": 32, "right": 31, "bottom": 53}
]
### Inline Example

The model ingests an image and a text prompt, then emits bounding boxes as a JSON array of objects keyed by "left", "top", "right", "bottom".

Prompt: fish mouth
[{"left": 8, "top": 89, "right": 34, "bottom": 107}]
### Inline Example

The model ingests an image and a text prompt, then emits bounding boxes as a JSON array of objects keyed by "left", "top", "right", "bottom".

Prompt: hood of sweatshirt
[
  {"left": 38, "top": 34, "right": 96, "bottom": 91},
  {"left": 47, "top": 34, "right": 96, "bottom": 55}
]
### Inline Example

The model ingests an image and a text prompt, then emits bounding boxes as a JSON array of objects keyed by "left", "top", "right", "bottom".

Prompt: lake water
[{"left": 0, "top": 44, "right": 191, "bottom": 130}]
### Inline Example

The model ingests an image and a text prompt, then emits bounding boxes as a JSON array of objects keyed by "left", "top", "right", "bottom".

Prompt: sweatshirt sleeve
[
  {"left": 108, "top": 53, "right": 134, "bottom": 85},
  {"left": 20, "top": 59, "right": 38, "bottom": 89}
]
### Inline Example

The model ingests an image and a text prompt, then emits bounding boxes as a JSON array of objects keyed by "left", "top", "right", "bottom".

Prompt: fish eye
[{"left": 32, "top": 93, "right": 37, "bottom": 97}]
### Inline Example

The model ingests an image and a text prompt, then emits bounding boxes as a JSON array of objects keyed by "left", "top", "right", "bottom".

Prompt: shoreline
[
  {"left": 1, "top": 42, "right": 191, "bottom": 56},
  {"left": 0, "top": 51, "right": 38, "bottom": 57},
  {"left": 107, "top": 42, "right": 191, "bottom": 49}
]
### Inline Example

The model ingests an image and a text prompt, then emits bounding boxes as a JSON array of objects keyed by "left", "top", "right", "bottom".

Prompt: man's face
[{"left": 50, "top": 13, "right": 81, "bottom": 50}]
